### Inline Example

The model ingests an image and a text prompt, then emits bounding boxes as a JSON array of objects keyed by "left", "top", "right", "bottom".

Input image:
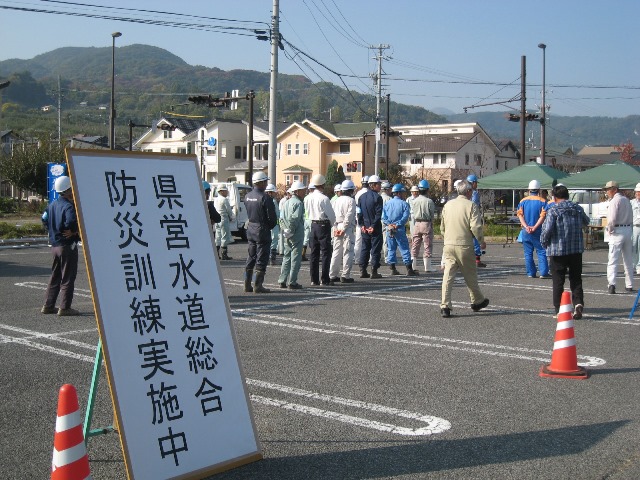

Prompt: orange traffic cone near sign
[
  {"left": 540, "top": 291, "right": 589, "bottom": 380},
  {"left": 51, "top": 384, "right": 92, "bottom": 480}
]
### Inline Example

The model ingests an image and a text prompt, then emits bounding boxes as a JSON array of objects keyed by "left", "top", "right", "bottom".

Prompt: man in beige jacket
[{"left": 440, "top": 180, "right": 489, "bottom": 318}]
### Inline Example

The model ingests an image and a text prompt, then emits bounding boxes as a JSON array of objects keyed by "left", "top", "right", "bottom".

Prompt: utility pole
[
  {"left": 248, "top": 90, "right": 255, "bottom": 186},
  {"left": 538, "top": 43, "right": 546, "bottom": 165},
  {"left": 57, "top": 75, "right": 62, "bottom": 144},
  {"left": 267, "top": 0, "right": 279, "bottom": 184},
  {"left": 371, "top": 44, "right": 390, "bottom": 175},
  {"left": 385, "top": 93, "right": 390, "bottom": 165},
  {"left": 520, "top": 55, "right": 526, "bottom": 165}
]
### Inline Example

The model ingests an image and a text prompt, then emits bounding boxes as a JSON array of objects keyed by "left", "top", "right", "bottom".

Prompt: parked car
[{"left": 210, "top": 182, "right": 252, "bottom": 239}]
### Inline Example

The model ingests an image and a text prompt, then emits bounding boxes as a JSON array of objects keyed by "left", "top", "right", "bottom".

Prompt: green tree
[
  {"left": 336, "top": 165, "right": 346, "bottom": 184},
  {"left": 0, "top": 135, "right": 65, "bottom": 196},
  {"left": 325, "top": 159, "right": 341, "bottom": 190}
]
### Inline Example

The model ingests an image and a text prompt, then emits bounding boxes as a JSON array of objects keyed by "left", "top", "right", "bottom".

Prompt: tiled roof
[
  {"left": 225, "top": 160, "right": 268, "bottom": 171},
  {"left": 162, "top": 116, "right": 208, "bottom": 135},
  {"left": 253, "top": 120, "right": 292, "bottom": 136},
  {"left": 399, "top": 134, "right": 474, "bottom": 153},
  {"left": 283, "top": 164, "right": 313, "bottom": 172}
]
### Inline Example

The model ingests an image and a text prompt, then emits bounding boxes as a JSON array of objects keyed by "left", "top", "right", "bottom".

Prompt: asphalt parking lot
[{"left": 1, "top": 239, "right": 640, "bottom": 479}]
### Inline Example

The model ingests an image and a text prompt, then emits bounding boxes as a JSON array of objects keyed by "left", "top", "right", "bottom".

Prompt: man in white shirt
[
  {"left": 631, "top": 183, "right": 640, "bottom": 275},
  {"left": 306, "top": 174, "right": 337, "bottom": 285},
  {"left": 605, "top": 180, "right": 634, "bottom": 294},
  {"left": 329, "top": 179, "right": 357, "bottom": 283}
]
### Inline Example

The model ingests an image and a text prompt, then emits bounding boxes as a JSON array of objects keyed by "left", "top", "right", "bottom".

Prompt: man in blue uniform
[
  {"left": 41, "top": 176, "right": 81, "bottom": 316},
  {"left": 244, "top": 171, "right": 278, "bottom": 293},
  {"left": 517, "top": 179, "right": 549, "bottom": 278},
  {"left": 357, "top": 174, "right": 383, "bottom": 279},
  {"left": 467, "top": 174, "right": 486, "bottom": 267},
  {"left": 383, "top": 184, "right": 419, "bottom": 276}
]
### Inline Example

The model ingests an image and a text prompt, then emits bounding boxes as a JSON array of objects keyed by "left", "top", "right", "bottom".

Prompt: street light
[
  {"left": 109, "top": 32, "right": 122, "bottom": 150},
  {"left": 538, "top": 43, "right": 546, "bottom": 165}
]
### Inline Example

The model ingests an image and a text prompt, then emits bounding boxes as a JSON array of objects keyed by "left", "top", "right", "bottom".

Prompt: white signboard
[{"left": 66, "top": 150, "right": 261, "bottom": 479}]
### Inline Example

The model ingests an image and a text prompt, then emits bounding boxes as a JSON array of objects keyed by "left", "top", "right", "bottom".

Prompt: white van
[
  {"left": 568, "top": 190, "right": 608, "bottom": 219},
  {"left": 210, "top": 182, "right": 252, "bottom": 239}
]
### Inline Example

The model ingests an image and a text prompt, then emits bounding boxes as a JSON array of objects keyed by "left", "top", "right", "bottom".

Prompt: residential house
[
  {"left": 393, "top": 123, "right": 505, "bottom": 193},
  {"left": 276, "top": 119, "right": 399, "bottom": 187},
  {"left": 134, "top": 116, "right": 205, "bottom": 155}
]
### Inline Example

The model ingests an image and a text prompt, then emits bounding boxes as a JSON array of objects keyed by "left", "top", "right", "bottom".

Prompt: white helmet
[
  {"left": 252, "top": 171, "right": 270, "bottom": 183},
  {"left": 528, "top": 179, "right": 541, "bottom": 190},
  {"left": 410, "top": 185, "right": 419, "bottom": 192},
  {"left": 362, "top": 176, "right": 369, "bottom": 184},
  {"left": 453, "top": 179, "right": 462, "bottom": 188},
  {"left": 217, "top": 184, "right": 228, "bottom": 192},
  {"left": 341, "top": 179, "right": 355, "bottom": 191},
  {"left": 265, "top": 183, "right": 277, "bottom": 192},
  {"left": 368, "top": 174, "right": 381, "bottom": 184},
  {"left": 635, "top": 183, "right": 640, "bottom": 192},
  {"left": 311, "top": 173, "right": 326, "bottom": 186},
  {"left": 54, "top": 176, "right": 71, "bottom": 193},
  {"left": 290, "top": 180, "right": 306, "bottom": 191},
  {"left": 334, "top": 183, "right": 342, "bottom": 192},
  {"left": 381, "top": 181, "right": 392, "bottom": 189}
]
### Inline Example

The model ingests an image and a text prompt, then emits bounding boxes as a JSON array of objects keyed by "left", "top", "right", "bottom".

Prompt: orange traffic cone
[
  {"left": 51, "top": 384, "right": 92, "bottom": 480},
  {"left": 540, "top": 291, "right": 589, "bottom": 379}
]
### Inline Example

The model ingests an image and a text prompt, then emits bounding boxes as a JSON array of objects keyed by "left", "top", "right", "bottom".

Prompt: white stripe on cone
[
  {"left": 554, "top": 338, "right": 576, "bottom": 350},
  {"left": 559, "top": 303, "right": 573, "bottom": 314},
  {"left": 55, "top": 410, "right": 81, "bottom": 432},
  {"left": 556, "top": 320, "right": 574, "bottom": 331},
  {"left": 52, "top": 442, "right": 89, "bottom": 469}
]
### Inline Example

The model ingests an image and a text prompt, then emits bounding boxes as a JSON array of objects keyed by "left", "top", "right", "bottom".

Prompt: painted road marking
[{"left": 0, "top": 323, "right": 449, "bottom": 436}]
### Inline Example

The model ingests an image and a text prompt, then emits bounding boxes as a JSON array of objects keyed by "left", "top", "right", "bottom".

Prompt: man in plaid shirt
[{"left": 540, "top": 185, "right": 590, "bottom": 319}]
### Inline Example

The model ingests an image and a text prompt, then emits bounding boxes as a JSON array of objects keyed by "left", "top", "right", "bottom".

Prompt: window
[
  {"left": 285, "top": 175, "right": 290, "bottom": 186},
  {"left": 161, "top": 148, "right": 171, "bottom": 153},
  {"left": 295, "top": 143, "right": 300, "bottom": 155},
  {"left": 475, "top": 154, "right": 482, "bottom": 165},
  {"left": 465, "top": 154, "right": 470, "bottom": 165},
  {"left": 411, "top": 157, "right": 423, "bottom": 165},
  {"left": 496, "top": 160, "right": 499, "bottom": 169},
  {"left": 163, "top": 130, "right": 172, "bottom": 139},
  {"left": 293, "top": 175, "right": 300, "bottom": 182},
  {"left": 377, "top": 143, "right": 387, "bottom": 158},
  {"left": 287, "top": 144, "right": 292, "bottom": 155},
  {"left": 339, "top": 142, "right": 350, "bottom": 154},
  {"left": 243, "top": 146, "right": 247, "bottom": 160},
  {"left": 303, "top": 174, "right": 309, "bottom": 184},
  {"left": 433, "top": 153, "right": 446, "bottom": 165},
  {"left": 262, "top": 144, "right": 268, "bottom": 160},
  {"left": 303, "top": 143, "right": 309, "bottom": 155},
  {"left": 177, "top": 148, "right": 186, "bottom": 154},
  {"left": 235, "top": 146, "right": 242, "bottom": 159}
]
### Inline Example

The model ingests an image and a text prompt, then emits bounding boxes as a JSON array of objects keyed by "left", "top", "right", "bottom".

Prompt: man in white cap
[
  {"left": 306, "top": 173, "right": 336, "bottom": 285},
  {"left": 214, "top": 184, "right": 235, "bottom": 260},
  {"left": 380, "top": 181, "right": 393, "bottom": 262},
  {"left": 278, "top": 187, "right": 292, "bottom": 256},
  {"left": 330, "top": 179, "right": 357, "bottom": 283},
  {"left": 278, "top": 181, "right": 306, "bottom": 289},
  {"left": 407, "top": 185, "right": 420, "bottom": 236},
  {"left": 631, "top": 182, "right": 640, "bottom": 275},
  {"left": 301, "top": 183, "right": 315, "bottom": 261},
  {"left": 604, "top": 180, "right": 634, "bottom": 294},
  {"left": 265, "top": 184, "right": 280, "bottom": 265},
  {"left": 244, "top": 171, "right": 278, "bottom": 293},
  {"left": 516, "top": 179, "right": 550, "bottom": 279}
]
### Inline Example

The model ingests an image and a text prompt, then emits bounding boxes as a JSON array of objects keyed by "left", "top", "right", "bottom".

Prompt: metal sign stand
[
  {"left": 629, "top": 290, "right": 640, "bottom": 319},
  {"left": 83, "top": 338, "right": 115, "bottom": 443}
]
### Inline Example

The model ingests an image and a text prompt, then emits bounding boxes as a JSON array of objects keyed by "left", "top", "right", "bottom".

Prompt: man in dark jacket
[
  {"left": 540, "top": 184, "right": 590, "bottom": 319},
  {"left": 244, "top": 171, "right": 278, "bottom": 293},
  {"left": 41, "top": 176, "right": 81, "bottom": 316},
  {"left": 357, "top": 174, "right": 384, "bottom": 279}
]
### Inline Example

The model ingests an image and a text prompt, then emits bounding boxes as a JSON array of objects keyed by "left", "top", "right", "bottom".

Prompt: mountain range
[{"left": 0, "top": 44, "right": 638, "bottom": 150}]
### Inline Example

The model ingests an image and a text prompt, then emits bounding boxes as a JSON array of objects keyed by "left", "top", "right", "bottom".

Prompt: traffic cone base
[
  {"left": 52, "top": 384, "right": 92, "bottom": 480},
  {"left": 540, "top": 291, "right": 589, "bottom": 380}
]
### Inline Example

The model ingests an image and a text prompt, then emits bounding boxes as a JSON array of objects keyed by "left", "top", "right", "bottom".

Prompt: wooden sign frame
[{"left": 66, "top": 149, "right": 261, "bottom": 479}]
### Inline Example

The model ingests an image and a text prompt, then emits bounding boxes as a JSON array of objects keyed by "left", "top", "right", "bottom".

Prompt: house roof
[
  {"left": 577, "top": 145, "right": 618, "bottom": 156},
  {"left": 282, "top": 164, "right": 313, "bottom": 172},
  {"left": 307, "top": 120, "right": 376, "bottom": 139},
  {"left": 161, "top": 116, "right": 209, "bottom": 135},
  {"left": 252, "top": 120, "right": 292, "bottom": 136},
  {"left": 399, "top": 134, "right": 475, "bottom": 153},
  {"left": 225, "top": 160, "right": 268, "bottom": 172}
]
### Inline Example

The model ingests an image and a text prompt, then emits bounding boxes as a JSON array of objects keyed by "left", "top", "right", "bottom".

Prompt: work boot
[
  {"left": 244, "top": 269, "right": 253, "bottom": 293},
  {"left": 389, "top": 264, "right": 400, "bottom": 275},
  {"left": 221, "top": 247, "right": 232, "bottom": 260},
  {"left": 360, "top": 267, "right": 370, "bottom": 278},
  {"left": 301, "top": 246, "right": 308, "bottom": 261},
  {"left": 371, "top": 268, "right": 382, "bottom": 279},
  {"left": 270, "top": 249, "right": 277, "bottom": 266},
  {"left": 405, "top": 264, "right": 419, "bottom": 276},
  {"left": 253, "top": 270, "right": 270, "bottom": 293},
  {"left": 424, "top": 257, "right": 432, "bottom": 273}
]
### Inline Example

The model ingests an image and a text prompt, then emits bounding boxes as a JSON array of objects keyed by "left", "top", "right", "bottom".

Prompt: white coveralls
[{"left": 214, "top": 195, "right": 235, "bottom": 247}]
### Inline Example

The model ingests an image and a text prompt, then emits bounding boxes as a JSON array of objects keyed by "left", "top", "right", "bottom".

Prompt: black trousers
[
  {"left": 309, "top": 222, "right": 332, "bottom": 284},
  {"left": 549, "top": 253, "right": 584, "bottom": 313},
  {"left": 359, "top": 230, "right": 382, "bottom": 270},
  {"left": 245, "top": 240, "right": 270, "bottom": 272},
  {"left": 44, "top": 244, "right": 79, "bottom": 310}
]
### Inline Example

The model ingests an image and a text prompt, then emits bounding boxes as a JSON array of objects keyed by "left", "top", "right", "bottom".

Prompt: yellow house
[{"left": 277, "top": 119, "right": 399, "bottom": 187}]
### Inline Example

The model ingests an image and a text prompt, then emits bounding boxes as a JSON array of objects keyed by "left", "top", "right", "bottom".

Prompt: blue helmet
[
  {"left": 418, "top": 179, "right": 430, "bottom": 190},
  {"left": 202, "top": 180, "right": 211, "bottom": 191},
  {"left": 392, "top": 183, "right": 406, "bottom": 193},
  {"left": 467, "top": 174, "right": 478, "bottom": 183}
]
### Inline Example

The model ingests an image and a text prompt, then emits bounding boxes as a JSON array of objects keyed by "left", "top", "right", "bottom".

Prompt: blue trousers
[
  {"left": 386, "top": 229, "right": 412, "bottom": 265},
  {"left": 522, "top": 231, "right": 548, "bottom": 277}
]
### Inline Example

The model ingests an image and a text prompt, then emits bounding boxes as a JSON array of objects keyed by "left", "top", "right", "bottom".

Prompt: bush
[
  {"left": 0, "top": 221, "right": 46, "bottom": 239},
  {"left": 0, "top": 198, "right": 17, "bottom": 214}
]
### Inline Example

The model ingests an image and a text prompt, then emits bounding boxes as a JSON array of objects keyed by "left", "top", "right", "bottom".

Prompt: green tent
[
  {"left": 560, "top": 161, "right": 640, "bottom": 190},
  {"left": 477, "top": 162, "right": 570, "bottom": 190}
]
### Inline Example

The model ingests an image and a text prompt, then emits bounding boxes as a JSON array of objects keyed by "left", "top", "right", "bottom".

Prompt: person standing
[
  {"left": 540, "top": 185, "right": 590, "bottom": 319},
  {"left": 41, "top": 176, "right": 81, "bottom": 316},
  {"left": 301, "top": 184, "right": 314, "bottom": 261},
  {"left": 306, "top": 174, "right": 337, "bottom": 286},
  {"left": 604, "top": 180, "right": 634, "bottom": 294},
  {"left": 467, "top": 174, "right": 486, "bottom": 268},
  {"left": 357, "top": 175, "right": 384, "bottom": 279},
  {"left": 407, "top": 185, "right": 420, "bottom": 236},
  {"left": 380, "top": 181, "right": 393, "bottom": 263},
  {"left": 265, "top": 184, "right": 280, "bottom": 265},
  {"left": 382, "top": 184, "right": 419, "bottom": 276},
  {"left": 244, "top": 172, "right": 278, "bottom": 293},
  {"left": 203, "top": 181, "right": 221, "bottom": 234},
  {"left": 440, "top": 180, "right": 489, "bottom": 318},
  {"left": 331, "top": 184, "right": 342, "bottom": 207},
  {"left": 329, "top": 179, "right": 357, "bottom": 283},
  {"left": 353, "top": 176, "right": 369, "bottom": 266},
  {"left": 516, "top": 179, "right": 550, "bottom": 279},
  {"left": 411, "top": 179, "right": 436, "bottom": 273},
  {"left": 278, "top": 188, "right": 291, "bottom": 256},
  {"left": 631, "top": 183, "right": 640, "bottom": 275},
  {"left": 214, "top": 184, "right": 235, "bottom": 260},
  {"left": 278, "top": 182, "right": 306, "bottom": 289}
]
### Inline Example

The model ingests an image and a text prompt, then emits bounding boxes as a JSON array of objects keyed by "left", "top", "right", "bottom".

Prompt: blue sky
[{"left": 1, "top": 0, "right": 639, "bottom": 118}]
